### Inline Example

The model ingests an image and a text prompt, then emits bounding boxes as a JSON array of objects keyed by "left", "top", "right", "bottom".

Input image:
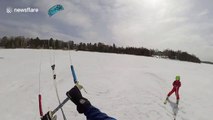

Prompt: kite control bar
[
  {"left": 52, "top": 97, "right": 70, "bottom": 115},
  {"left": 52, "top": 84, "right": 84, "bottom": 115}
]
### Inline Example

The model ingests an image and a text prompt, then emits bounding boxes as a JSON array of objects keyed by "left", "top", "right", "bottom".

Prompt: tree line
[{"left": 0, "top": 36, "right": 201, "bottom": 63}]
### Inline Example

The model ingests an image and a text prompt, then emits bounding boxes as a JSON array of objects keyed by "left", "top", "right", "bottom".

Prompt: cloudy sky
[{"left": 0, "top": 0, "right": 213, "bottom": 61}]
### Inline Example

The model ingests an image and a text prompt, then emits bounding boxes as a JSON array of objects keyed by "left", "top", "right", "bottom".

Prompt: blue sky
[{"left": 0, "top": 0, "right": 213, "bottom": 61}]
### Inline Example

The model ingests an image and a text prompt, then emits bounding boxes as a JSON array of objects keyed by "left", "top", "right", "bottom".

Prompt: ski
[
  {"left": 173, "top": 112, "right": 177, "bottom": 120},
  {"left": 173, "top": 104, "right": 178, "bottom": 120},
  {"left": 164, "top": 98, "right": 179, "bottom": 120},
  {"left": 164, "top": 99, "right": 168, "bottom": 104},
  {"left": 164, "top": 97, "right": 168, "bottom": 104}
]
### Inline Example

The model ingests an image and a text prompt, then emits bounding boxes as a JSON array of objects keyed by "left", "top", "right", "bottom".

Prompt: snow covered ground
[{"left": 0, "top": 49, "right": 212, "bottom": 120}]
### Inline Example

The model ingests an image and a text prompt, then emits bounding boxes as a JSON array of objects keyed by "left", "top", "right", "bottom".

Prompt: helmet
[{"left": 176, "top": 76, "right": 180, "bottom": 80}]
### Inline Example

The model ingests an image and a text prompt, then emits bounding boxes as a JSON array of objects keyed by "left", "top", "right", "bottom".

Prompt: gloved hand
[
  {"left": 41, "top": 111, "right": 56, "bottom": 120},
  {"left": 66, "top": 85, "right": 91, "bottom": 114}
]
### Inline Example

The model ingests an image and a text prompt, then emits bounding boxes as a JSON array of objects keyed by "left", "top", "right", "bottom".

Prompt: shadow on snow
[{"left": 168, "top": 99, "right": 179, "bottom": 119}]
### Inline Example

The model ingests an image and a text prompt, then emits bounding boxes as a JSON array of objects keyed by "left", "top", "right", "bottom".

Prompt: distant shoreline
[{"left": 201, "top": 61, "right": 213, "bottom": 65}]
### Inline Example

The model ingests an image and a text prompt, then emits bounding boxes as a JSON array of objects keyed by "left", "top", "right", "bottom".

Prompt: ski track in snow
[{"left": 0, "top": 49, "right": 213, "bottom": 120}]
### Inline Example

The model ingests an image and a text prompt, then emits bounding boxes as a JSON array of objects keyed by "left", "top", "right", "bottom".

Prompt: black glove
[
  {"left": 41, "top": 111, "right": 56, "bottom": 120},
  {"left": 66, "top": 85, "right": 91, "bottom": 114}
]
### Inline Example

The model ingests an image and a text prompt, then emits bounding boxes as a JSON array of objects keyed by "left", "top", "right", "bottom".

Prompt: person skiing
[
  {"left": 165, "top": 76, "right": 181, "bottom": 105},
  {"left": 41, "top": 85, "right": 116, "bottom": 120}
]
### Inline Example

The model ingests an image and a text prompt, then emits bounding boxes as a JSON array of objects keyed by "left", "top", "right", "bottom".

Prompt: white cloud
[
  {"left": 107, "top": 0, "right": 213, "bottom": 61},
  {"left": 197, "top": 9, "right": 209, "bottom": 17}
]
